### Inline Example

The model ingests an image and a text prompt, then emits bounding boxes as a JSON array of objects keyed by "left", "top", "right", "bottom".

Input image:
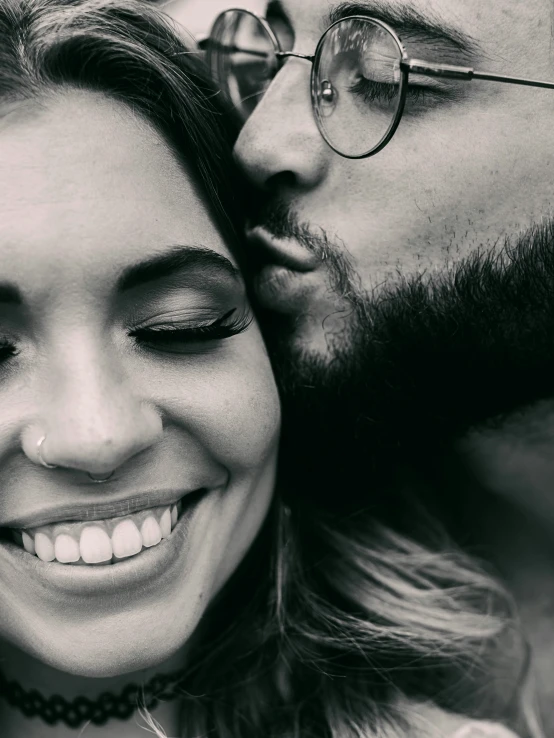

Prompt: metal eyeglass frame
[{"left": 207, "top": 8, "right": 554, "bottom": 160}]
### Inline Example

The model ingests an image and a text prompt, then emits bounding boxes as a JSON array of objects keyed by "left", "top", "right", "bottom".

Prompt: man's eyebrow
[
  {"left": 0, "top": 283, "right": 22, "bottom": 305},
  {"left": 329, "top": 2, "right": 482, "bottom": 60},
  {"left": 267, "top": 0, "right": 481, "bottom": 62},
  {"left": 117, "top": 245, "right": 241, "bottom": 292}
]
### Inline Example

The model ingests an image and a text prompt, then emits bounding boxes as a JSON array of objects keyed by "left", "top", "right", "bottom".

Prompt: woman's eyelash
[
  {"left": 129, "top": 308, "right": 253, "bottom": 346},
  {"left": 0, "top": 310, "right": 252, "bottom": 366},
  {"left": 0, "top": 338, "right": 17, "bottom": 362}
]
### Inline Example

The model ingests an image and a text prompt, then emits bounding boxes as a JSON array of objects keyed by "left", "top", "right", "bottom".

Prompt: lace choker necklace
[{"left": 0, "top": 665, "right": 187, "bottom": 728}]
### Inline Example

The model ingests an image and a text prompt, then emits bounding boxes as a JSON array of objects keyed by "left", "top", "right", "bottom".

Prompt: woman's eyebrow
[{"left": 117, "top": 245, "right": 241, "bottom": 292}]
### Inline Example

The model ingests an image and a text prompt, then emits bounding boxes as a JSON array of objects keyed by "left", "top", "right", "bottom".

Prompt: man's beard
[{"left": 258, "top": 217, "right": 554, "bottom": 509}]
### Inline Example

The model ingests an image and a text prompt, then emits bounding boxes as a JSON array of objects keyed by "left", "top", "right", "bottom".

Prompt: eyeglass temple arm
[
  {"left": 204, "top": 41, "right": 315, "bottom": 63},
  {"left": 205, "top": 41, "right": 315, "bottom": 63},
  {"left": 275, "top": 51, "right": 315, "bottom": 62},
  {"left": 205, "top": 40, "right": 271, "bottom": 58},
  {"left": 404, "top": 59, "right": 554, "bottom": 90}
]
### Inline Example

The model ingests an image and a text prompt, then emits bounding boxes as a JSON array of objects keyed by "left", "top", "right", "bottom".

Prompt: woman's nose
[{"left": 22, "top": 339, "right": 162, "bottom": 476}]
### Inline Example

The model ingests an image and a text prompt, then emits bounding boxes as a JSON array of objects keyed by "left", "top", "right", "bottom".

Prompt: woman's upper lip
[
  {"left": 1, "top": 488, "right": 199, "bottom": 530},
  {"left": 246, "top": 226, "right": 320, "bottom": 273}
]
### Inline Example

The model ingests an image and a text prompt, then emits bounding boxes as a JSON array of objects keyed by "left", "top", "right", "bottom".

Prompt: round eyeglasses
[
  {"left": 206, "top": 8, "right": 554, "bottom": 160},
  {"left": 207, "top": 10, "right": 407, "bottom": 159}
]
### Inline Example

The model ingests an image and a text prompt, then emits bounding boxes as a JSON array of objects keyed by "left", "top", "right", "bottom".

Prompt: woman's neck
[{"left": 0, "top": 638, "right": 188, "bottom": 737}]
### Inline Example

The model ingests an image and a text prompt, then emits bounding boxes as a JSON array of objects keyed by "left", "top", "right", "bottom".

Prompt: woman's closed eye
[
  {"left": 129, "top": 307, "right": 253, "bottom": 354},
  {"left": 0, "top": 307, "right": 253, "bottom": 367},
  {"left": 0, "top": 336, "right": 19, "bottom": 364}
]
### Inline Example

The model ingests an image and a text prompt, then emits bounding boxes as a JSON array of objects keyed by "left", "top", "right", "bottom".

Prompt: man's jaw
[{"left": 266, "top": 220, "right": 554, "bottom": 502}]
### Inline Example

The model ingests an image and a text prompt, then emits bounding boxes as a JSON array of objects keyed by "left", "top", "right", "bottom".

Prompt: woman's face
[{"left": 0, "top": 91, "right": 280, "bottom": 677}]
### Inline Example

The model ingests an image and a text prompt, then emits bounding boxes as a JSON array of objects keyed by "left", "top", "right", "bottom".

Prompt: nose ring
[
  {"left": 87, "top": 471, "right": 114, "bottom": 483},
  {"left": 36, "top": 435, "right": 58, "bottom": 469},
  {"left": 36, "top": 436, "right": 114, "bottom": 481}
]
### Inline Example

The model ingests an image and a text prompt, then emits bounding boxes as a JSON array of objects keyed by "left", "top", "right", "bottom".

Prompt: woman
[{"left": 0, "top": 0, "right": 528, "bottom": 735}]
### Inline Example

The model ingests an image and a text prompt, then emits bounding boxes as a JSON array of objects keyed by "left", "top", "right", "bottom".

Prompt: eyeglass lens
[
  {"left": 313, "top": 18, "right": 403, "bottom": 157},
  {"left": 208, "top": 12, "right": 404, "bottom": 158},
  {"left": 207, "top": 10, "right": 279, "bottom": 121}
]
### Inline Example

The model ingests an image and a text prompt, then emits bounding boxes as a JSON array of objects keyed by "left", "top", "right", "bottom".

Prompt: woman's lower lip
[
  {"left": 254, "top": 265, "right": 318, "bottom": 313},
  {"left": 0, "top": 489, "right": 211, "bottom": 597}
]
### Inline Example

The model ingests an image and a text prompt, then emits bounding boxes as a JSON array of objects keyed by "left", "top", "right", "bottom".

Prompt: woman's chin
[{"left": 5, "top": 597, "right": 199, "bottom": 678}]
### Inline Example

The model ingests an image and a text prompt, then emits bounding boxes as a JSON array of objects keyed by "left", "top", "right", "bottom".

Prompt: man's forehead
[
  {"left": 270, "top": 0, "right": 455, "bottom": 28},
  {"left": 269, "top": 0, "right": 481, "bottom": 60},
  {"left": 270, "top": 0, "right": 547, "bottom": 62}
]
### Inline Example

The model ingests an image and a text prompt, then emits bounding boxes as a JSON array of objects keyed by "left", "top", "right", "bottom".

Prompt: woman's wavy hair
[{"left": 0, "top": 0, "right": 537, "bottom": 736}]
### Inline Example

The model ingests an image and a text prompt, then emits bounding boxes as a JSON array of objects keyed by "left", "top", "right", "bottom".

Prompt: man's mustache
[
  {"left": 248, "top": 198, "right": 304, "bottom": 240},
  {"left": 249, "top": 198, "right": 334, "bottom": 260}
]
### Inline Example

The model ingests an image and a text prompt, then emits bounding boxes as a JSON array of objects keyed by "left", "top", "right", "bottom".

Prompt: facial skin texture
[
  {"left": 0, "top": 91, "right": 280, "bottom": 685},
  {"left": 237, "top": 0, "right": 554, "bottom": 356}
]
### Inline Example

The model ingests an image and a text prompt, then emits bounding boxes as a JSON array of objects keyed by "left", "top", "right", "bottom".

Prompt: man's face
[
  {"left": 235, "top": 0, "right": 554, "bottom": 358},
  {"left": 231, "top": 0, "right": 554, "bottom": 524}
]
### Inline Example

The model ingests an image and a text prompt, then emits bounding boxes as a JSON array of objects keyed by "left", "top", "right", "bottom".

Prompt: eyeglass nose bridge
[{"left": 275, "top": 51, "right": 315, "bottom": 64}]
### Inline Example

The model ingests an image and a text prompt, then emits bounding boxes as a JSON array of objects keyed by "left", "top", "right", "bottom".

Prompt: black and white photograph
[{"left": 0, "top": 0, "right": 552, "bottom": 736}]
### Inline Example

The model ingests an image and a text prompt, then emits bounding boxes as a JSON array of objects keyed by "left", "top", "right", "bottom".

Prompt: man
[{"left": 205, "top": 0, "right": 554, "bottom": 731}]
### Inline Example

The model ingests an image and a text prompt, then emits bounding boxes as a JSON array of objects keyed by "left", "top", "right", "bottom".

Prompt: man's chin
[
  {"left": 259, "top": 299, "right": 364, "bottom": 369},
  {"left": 290, "top": 320, "right": 357, "bottom": 361}
]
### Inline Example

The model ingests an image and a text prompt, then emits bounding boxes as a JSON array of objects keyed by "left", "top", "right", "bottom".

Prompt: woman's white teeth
[
  {"left": 80, "top": 526, "right": 112, "bottom": 564},
  {"left": 160, "top": 508, "right": 172, "bottom": 538},
  {"left": 54, "top": 533, "right": 81, "bottom": 563},
  {"left": 111, "top": 519, "right": 142, "bottom": 559},
  {"left": 22, "top": 531, "right": 35, "bottom": 555},
  {"left": 140, "top": 516, "right": 162, "bottom": 548},
  {"left": 35, "top": 532, "right": 55, "bottom": 562},
  {"left": 21, "top": 503, "right": 180, "bottom": 564}
]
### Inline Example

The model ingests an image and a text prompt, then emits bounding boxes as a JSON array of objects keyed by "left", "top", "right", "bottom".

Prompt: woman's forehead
[{"left": 0, "top": 90, "right": 235, "bottom": 285}]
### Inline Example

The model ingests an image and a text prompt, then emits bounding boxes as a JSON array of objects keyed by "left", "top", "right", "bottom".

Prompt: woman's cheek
[
  {"left": 203, "top": 337, "right": 281, "bottom": 469},
  {"left": 138, "top": 333, "right": 281, "bottom": 469}
]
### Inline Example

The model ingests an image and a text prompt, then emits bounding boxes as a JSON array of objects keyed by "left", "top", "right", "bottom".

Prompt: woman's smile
[
  {"left": 11, "top": 498, "right": 182, "bottom": 562},
  {"left": 0, "top": 486, "right": 220, "bottom": 595},
  {"left": 4, "top": 488, "right": 202, "bottom": 563}
]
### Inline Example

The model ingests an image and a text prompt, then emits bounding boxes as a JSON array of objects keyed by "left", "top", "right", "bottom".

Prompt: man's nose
[
  {"left": 24, "top": 338, "right": 162, "bottom": 476},
  {"left": 234, "top": 58, "right": 331, "bottom": 191}
]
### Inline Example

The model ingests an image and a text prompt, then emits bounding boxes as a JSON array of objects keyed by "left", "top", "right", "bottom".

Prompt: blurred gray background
[{"left": 161, "top": 0, "right": 267, "bottom": 42}]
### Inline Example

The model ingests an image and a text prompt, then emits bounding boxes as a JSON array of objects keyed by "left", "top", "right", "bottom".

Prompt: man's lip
[
  {"left": 246, "top": 226, "right": 319, "bottom": 272},
  {"left": 1, "top": 488, "right": 205, "bottom": 529},
  {"left": 254, "top": 264, "right": 320, "bottom": 313}
]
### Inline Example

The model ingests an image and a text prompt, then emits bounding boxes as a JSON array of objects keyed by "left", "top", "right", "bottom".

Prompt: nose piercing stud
[
  {"left": 87, "top": 471, "right": 114, "bottom": 483},
  {"left": 37, "top": 435, "right": 58, "bottom": 469},
  {"left": 36, "top": 436, "right": 114, "bottom": 481}
]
